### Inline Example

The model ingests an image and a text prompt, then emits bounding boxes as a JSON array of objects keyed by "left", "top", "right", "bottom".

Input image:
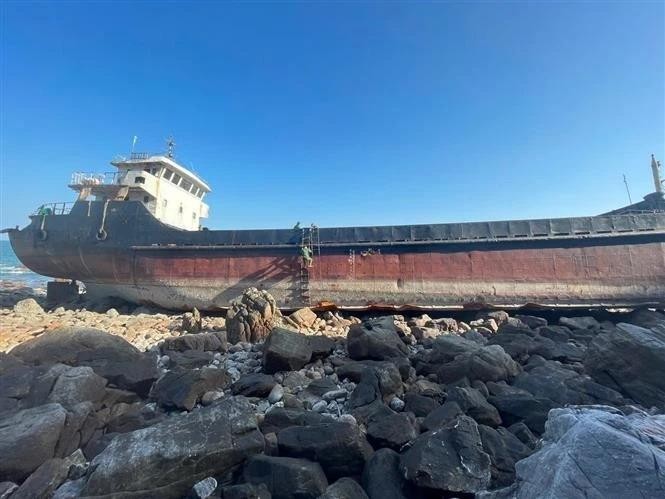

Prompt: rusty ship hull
[{"left": 7, "top": 198, "right": 665, "bottom": 310}]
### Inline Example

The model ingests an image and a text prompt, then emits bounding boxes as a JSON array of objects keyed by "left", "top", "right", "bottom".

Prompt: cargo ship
[{"left": 5, "top": 143, "right": 665, "bottom": 311}]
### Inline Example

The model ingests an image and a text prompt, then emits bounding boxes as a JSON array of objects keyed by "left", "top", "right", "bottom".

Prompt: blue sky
[{"left": 1, "top": 1, "right": 663, "bottom": 234}]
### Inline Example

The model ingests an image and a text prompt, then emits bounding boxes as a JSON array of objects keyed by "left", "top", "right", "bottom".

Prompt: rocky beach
[{"left": 1, "top": 283, "right": 664, "bottom": 498}]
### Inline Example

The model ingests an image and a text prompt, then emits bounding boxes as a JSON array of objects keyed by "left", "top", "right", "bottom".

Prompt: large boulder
[
  {"left": 13, "top": 298, "right": 45, "bottom": 316},
  {"left": 150, "top": 367, "right": 232, "bottom": 411},
  {"left": 0, "top": 403, "right": 68, "bottom": 482},
  {"left": 447, "top": 386, "right": 502, "bottom": 427},
  {"left": 584, "top": 322, "right": 665, "bottom": 410},
  {"left": 260, "top": 407, "right": 332, "bottom": 435},
  {"left": 47, "top": 366, "right": 107, "bottom": 410},
  {"left": 244, "top": 455, "right": 328, "bottom": 499},
  {"left": 346, "top": 317, "right": 408, "bottom": 361},
  {"left": 277, "top": 421, "right": 373, "bottom": 480},
  {"left": 81, "top": 397, "right": 264, "bottom": 498},
  {"left": 366, "top": 412, "right": 418, "bottom": 451},
  {"left": 263, "top": 328, "right": 312, "bottom": 374},
  {"left": 487, "top": 383, "right": 557, "bottom": 434},
  {"left": 481, "top": 406, "right": 665, "bottom": 498},
  {"left": 226, "top": 288, "right": 279, "bottom": 344},
  {"left": 400, "top": 415, "right": 491, "bottom": 494},
  {"left": 10, "top": 328, "right": 159, "bottom": 396}
]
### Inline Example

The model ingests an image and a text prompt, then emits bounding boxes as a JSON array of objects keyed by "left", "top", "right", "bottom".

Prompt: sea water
[{"left": 0, "top": 239, "right": 49, "bottom": 287}]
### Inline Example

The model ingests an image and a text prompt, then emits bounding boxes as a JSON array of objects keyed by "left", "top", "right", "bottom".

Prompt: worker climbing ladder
[{"left": 299, "top": 224, "right": 320, "bottom": 306}]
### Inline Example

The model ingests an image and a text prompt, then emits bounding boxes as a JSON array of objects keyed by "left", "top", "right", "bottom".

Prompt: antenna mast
[
  {"left": 652, "top": 154, "right": 663, "bottom": 193},
  {"left": 623, "top": 174, "right": 632, "bottom": 204},
  {"left": 166, "top": 136, "right": 176, "bottom": 158}
]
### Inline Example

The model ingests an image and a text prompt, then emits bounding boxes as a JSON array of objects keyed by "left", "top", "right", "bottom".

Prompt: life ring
[
  {"left": 38, "top": 229, "right": 48, "bottom": 241},
  {"left": 96, "top": 229, "right": 108, "bottom": 241}
]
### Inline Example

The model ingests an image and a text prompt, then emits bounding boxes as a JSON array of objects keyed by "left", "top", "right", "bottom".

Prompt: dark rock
[
  {"left": 278, "top": 421, "right": 373, "bottom": 480},
  {"left": 351, "top": 400, "right": 396, "bottom": 426},
  {"left": 220, "top": 483, "right": 271, "bottom": 499},
  {"left": 309, "top": 336, "right": 336, "bottom": 359},
  {"left": 487, "top": 383, "right": 556, "bottom": 434},
  {"left": 585, "top": 322, "right": 665, "bottom": 410},
  {"left": 447, "top": 386, "right": 502, "bottom": 427},
  {"left": 10, "top": 327, "right": 159, "bottom": 396},
  {"left": 481, "top": 406, "right": 665, "bottom": 498},
  {"left": 361, "top": 448, "right": 408, "bottom": 499},
  {"left": 0, "top": 403, "right": 68, "bottom": 482},
  {"left": 486, "top": 324, "right": 537, "bottom": 362},
  {"left": 347, "top": 317, "right": 408, "bottom": 361},
  {"left": 81, "top": 397, "right": 265, "bottom": 498},
  {"left": 437, "top": 344, "right": 520, "bottom": 384},
  {"left": 232, "top": 373, "right": 276, "bottom": 397},
  {"left": 336, "top": 360, "right": 403, "bottom": 401},
  {"left": 413, "top": 335, "right": 480, "bottom": 376},
  {"left": 150, "top": 367, "right": 232, "bottom": 411},
  {"left": 537, "top": 325, "right": 572, "bottom": 343},
  {"left": 320, "top": 478, "right": 369, "bottom": 499},
  {"left": 347, "top": 369, "right": 382, "bottom": 409},
  {"left": 559, "top": 316, "right": 600, "bottom": 330},
  {"left": 478, "top": 425, "right": 532, "bottom": 488},
  {"left": 514, "top": 315, "right": 547, "bottom": 329},
  {"left": 507, "top": 422, "right": 539, "bottom": 449},
  {"left": 244, "top": 455, "right": 327, "bottom": 499},
  {"left": 400, "top": 415, "right": 491, "bottom": 493},
  {"left": 421, "top": 401, "right": 465, "bottom": 431},
  {"left": 366, "top": 412, "right": 418, "bottom": 451},
  {"left": 260, "top": 407, "right": 331, "bottom": 435},
  {"left": 403, "top": 393, "right": 441, "bottom": 417},
  {"left": 513, "top": 360, "right": 626, "bottom": 407},
  {"left": 263, "top": 328, "right": 312, "bottom": 374},
  {"left": 167, "top": 350, "right": 214, "bottom": 369},
  {"left": 13, "top": 450, "right": 86, "bottom": 499},
  {"left": 161, "top": 331, "right": 227, "bottom": 353}
]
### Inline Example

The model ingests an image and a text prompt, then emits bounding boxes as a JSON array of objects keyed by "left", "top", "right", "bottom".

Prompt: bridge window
[
  {"left": 135, "top": 176, "right": 145, "bottom": 184},
  {"left": 181, "top": 179, "right": 192, "bottom": 191},
  {"left": 163, "top": 169, "right": 173, "bottom": 181},
  {"left": 171, "top": 174, "right": 181, "bottom": 185}
]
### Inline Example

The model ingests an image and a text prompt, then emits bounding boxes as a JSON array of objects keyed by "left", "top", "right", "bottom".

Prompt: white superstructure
[{"left": 69, "top": 142, "right": 210, "bottom": 230}]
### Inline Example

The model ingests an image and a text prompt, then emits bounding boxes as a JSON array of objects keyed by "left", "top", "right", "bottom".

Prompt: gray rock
[
  {"left": 81, "top": 397, "right": 264, "bottom": 498},
  {"left": 13, "top": 298, "right": 44, "bottom": 316},
  {"left": 312, "top": 400, "right": 328, "bottom": 412},
  {"left": 150, "top": 367, "right": 231, "bottom": 411},
  {"left": 0, "top": 483, "right": 18, "bottom": 499},
  {"left": 278, "top": 421, "right": 373, "bottom": 480},
  {"left": 10, "top": 327, "right": 159, "bottom": 396},
  {"left": 400, "top": 415, "right": 491, "bottom": 494},
  {"left": 447, "top": 386, "right": 502, "bottom": 427},
  {"left": 192, "top": 477, "right": 217, "bottom": 498},
  {"left": 480, "top": 406, "right": 665, "bottom": 499},
  {"left": 585, "top": 322, "right": 665, "bottom": 410},
  {"left": 346, "top": 317, "right": 408, "bottom": 361},
  {"left": 182, "top": 308, "right": 202, "bottom": 333},
  {"left": 559, "top": 316, "right": 600, "bottom": 330},
  {"left": 226, "top": 288, "right": 279, "bottom": 344},
  {"left": 263, "top": 328, "right": 312, "bottom": 374},
  {"left": 388, "top": 397, "right": 405, "bottom": 412},
  {"left": 0, "top": 403, "right": 68, "bottom": 482},
  {"left": 268, "top": 384, "right": 284, "bottom": 403},
  {"left": 244, "top": 455, "right": 327, "bottom": 499},
  {"left": 47, "top": 366, "right": 107, "bottom": 410},
  {"left": 12, "top": 450, "right": 85, "bottom": 499},
  {"left": 336, "top": 360, "right": 403, "bottom": 401},
  {"left": 320, "top": 478, "right": 369, "bottom": 499},
  {"left": 422, "top": 401, "right": 465, "bottom": 431},
  {"left": 403, "top": 393, "right": 441, "bottom": 417},
  {"left": 219, "top": 482, "right": 271, "bottom": 498}
]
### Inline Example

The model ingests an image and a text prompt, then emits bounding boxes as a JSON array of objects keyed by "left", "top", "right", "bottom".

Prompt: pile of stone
[{"left": 1, "top": 286, "right": 665, "bottom": 498}]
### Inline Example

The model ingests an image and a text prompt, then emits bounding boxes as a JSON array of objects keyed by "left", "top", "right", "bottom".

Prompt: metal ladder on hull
[{"left": 299, "top": 225, "right": 320, "bottom": 306}]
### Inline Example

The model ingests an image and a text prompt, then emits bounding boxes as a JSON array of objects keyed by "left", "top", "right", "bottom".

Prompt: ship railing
[
  {"left": 32, "top": 202, "right": 75, "bottom": 216},
  {"left": 70, "top": 171, "right": 124, "bottom": 186}
]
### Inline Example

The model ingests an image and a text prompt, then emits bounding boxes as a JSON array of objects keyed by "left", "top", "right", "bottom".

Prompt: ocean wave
[{"left": 0, "top": 265, "right": 32, "bottom": 274}]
